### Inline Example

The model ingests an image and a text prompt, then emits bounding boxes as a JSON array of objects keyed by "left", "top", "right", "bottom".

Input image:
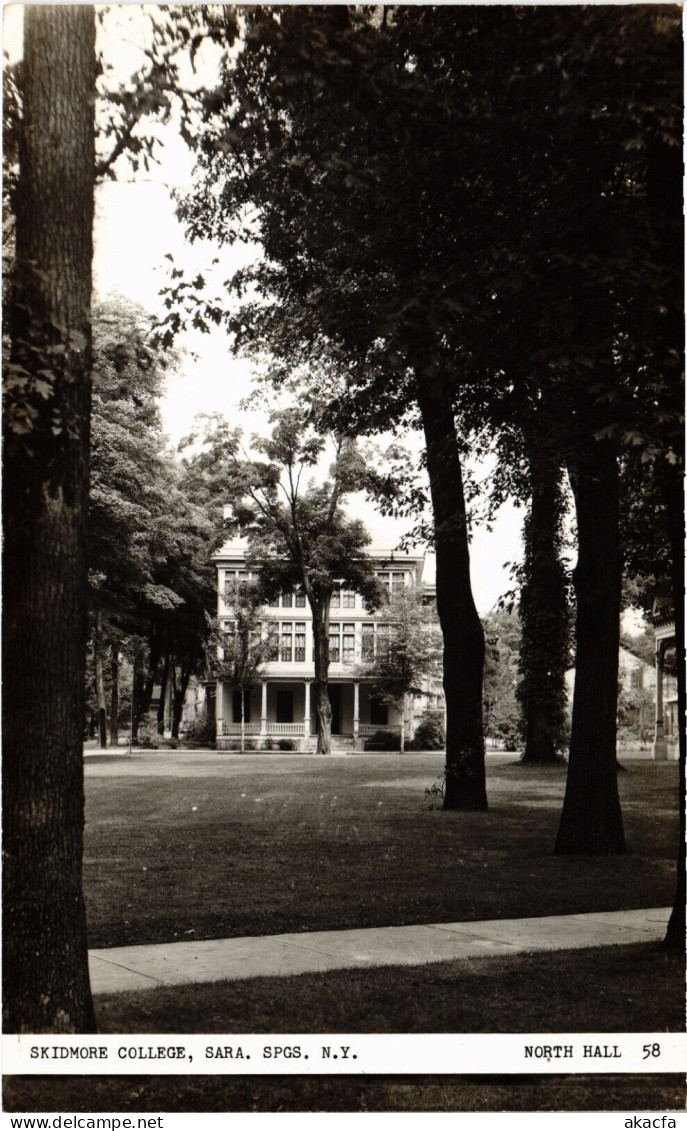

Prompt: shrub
[
  {"left": 183, "top": 715, "right": 216, "bottom": 749},
  {"left": 134, "top": 722, "right": 160, "bottom": 750},
  {"left": 364, "top": 730, "right": 401, "bottom": 751},
  {"left": 409, "top": 709, "right": 445, "bottom": 751},
  {"left": 277, "top": 738, "right": 295, "bottom": 751}
]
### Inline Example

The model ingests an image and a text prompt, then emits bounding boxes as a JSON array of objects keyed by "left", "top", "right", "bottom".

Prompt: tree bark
[
  {"left": 157, "top": 651, "right": 170, "bottom": 735},
  {"left": 109, "top": 642, "right": 119, "bottom": 747},
  {"left": 555, "top": 439, "right": 625, "bottom": 854},
  {"left": 171, "top": 664, "right": 191, "bottom": 739},
  {"left": 519, "top": 435, "right": 569, "bottom": 764},
  {"left": 138, "top": 633, "right": 161, "bottom": 726},
  {"left": 662, "top": 463, "right": 685, "bottom": 951},
  {"left": 94, "top": 614, "right": 107, "bottom": 748},
  {"left": 311, "top": 606, "right": 332, "bottom": 755},
  {"left": 415, "top": 374, "right": 487, "bottom": 810},
  {"left": 2, "top": 5, "right": 96, "bottom": 1032}
]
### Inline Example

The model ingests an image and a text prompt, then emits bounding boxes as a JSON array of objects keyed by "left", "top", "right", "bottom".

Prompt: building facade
[
  {"left": 212, "top": 539, "right": 441, "bottom": 751},
  {"left": 651, "top": 596, "right": 679, "bottom": 760}
]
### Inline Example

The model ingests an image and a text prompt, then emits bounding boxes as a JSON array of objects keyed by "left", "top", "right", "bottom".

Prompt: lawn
[
  {"left": 7, "top": 938, "right": 686, "bottom": 1113},
  {"left": 82, "top": 752, "right": 680, "bottom": 949},
  {"left": 6, "top": 753, "right": 683, "bottom": 1115}
]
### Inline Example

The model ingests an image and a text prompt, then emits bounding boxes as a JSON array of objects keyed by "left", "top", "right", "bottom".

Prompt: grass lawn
[
  {"left": 7, "top": 939, "right": 686, "bottom": 1114},
  {"left": 6, "top": 755, "right": 683, "bottom": 1115},
  {"left": 82, "top": 752, "right": 680, "bottom": 949}
]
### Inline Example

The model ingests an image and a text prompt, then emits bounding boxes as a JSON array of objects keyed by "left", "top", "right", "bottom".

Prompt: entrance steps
[{"left": 301, "top": 734, "right": 358, "bottom": 754}]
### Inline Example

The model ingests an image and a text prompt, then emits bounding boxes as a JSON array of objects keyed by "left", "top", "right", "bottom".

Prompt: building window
[
  {"left": 280, "top": 622, "right": 293, "bottom": 662},
  {"left": 276, "top": 622, "right": 306, "bottom": 662},
  {"left": 377, "top": 623, "right": 392, "bottom": 658},
  {"left": 361, "top": 622, "right": 392, "bottom": 660},
  {"left": 295, "top": 589, "right": 306, "bottom": 608},
  {"left": 282, "top": 591, "right": 293, "bottom": 608},
  {"left": 370, "top": 699, "right": 388, "bottom": 726},
  {"left": 294, "top": 623, "right": 306, "bottom": 662},
  {"left": 232, "top": 690, "right": 251, "bottom": 723},
  {"left": 329, "top": 623, "right": 355, "bottom": 663},
  {"left": 630, "top": 668, "right": 643, "bottom": 690},
  {"left": 276, "top": 690, "right": 293, "bottom": 724},
  {"left": 375, "top": 570, "right": 406, "bottom": 596},
  {"left": 330, "top": 589, "right": 341, "bottom": 608},
  {"left": 223, "top": 570, "right": 251, "bottom": 604},
  {"left": 343, "top": 623, "right": 355, "bottom": 662},
  {"left": 343, "top": 590, "right": 356, "bottom": 609},
  {"left": 361, "top": 623, "right": 375, "bottom": 661}
]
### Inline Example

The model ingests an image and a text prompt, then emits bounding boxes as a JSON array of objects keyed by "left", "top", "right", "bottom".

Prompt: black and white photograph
[{"left": 2, "top": 2, "right": 685, "bottom": 1124}]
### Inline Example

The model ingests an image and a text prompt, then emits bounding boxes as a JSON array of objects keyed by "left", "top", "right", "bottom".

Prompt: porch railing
[
  {"left": 358, "top": 723, "right": 401, "bottom": 736},
  {"left": 221, "top": 722, "right": 260, "bottom": 736},
  {"left": 220, "top": 722, "right": 305, "bottom": 736}
]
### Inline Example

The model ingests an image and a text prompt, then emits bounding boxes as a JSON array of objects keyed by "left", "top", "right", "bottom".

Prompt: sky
[{"left": 5, "top": 3, "right": 525, "bottom": 613}]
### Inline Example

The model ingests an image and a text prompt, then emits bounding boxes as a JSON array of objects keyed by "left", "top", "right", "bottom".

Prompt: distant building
[
  {"left": 564, "top": 638, "right": 678, "bottom": 759},
  {"left": 651, "top": 596, "right": 678, "bottom": 760},
  {"left": 211, "top": 539, "right": 442, "bottom": 751}
]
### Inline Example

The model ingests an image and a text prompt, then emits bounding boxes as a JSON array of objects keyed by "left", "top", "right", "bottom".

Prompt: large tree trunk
[
  {"left": 555, "top": 438, "right": 625, "bottom": 854},
  {"left": 645, "top": 133, "right": 684, "bottom": 951},
  {"left": 94, "top": 613, "right": 107, "bottom": 748},
  {"left": 2, "top": 5, "right": 96, "bottom": 1032},
  {"left": 519, "top": 433, "right": 569, "bottom": 764},
  {"left": 416, "top": 374, "right": 487, "bottom": 810},
  {"left": 171, "top": 664, "right": 191, "bottom": 740},
  {"left": 157, "top": 651, "right": 170, "bottom": 735},
  {"left": 662, "top": 463, "right": 685, "bottom": 951},
  {"left": 137, "top": 632, "right": 161, "bottom": 729},
  {"left": 109, "top": 641, "right": 119, "bottom": 747},
  {"left": 311, "top": 603, "right": 332, "bottom": 755}
]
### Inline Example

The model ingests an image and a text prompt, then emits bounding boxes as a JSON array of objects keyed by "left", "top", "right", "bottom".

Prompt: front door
[{"left": 329, "top": 685, "right": 341, "bottom": 734}]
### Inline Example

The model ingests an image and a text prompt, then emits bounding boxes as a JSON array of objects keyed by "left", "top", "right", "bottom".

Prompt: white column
[
  {"left": 353, "top": 681, "right": 360, "bottom": 748},
  {"left": 303, "top": 680, "right": 311, "bottom": 737},
  {"left": 261, "top": 680, "right": 268, "bottom": 736},
  {"left": 653, "top": 642, "right": 668, "bottom": 760}
]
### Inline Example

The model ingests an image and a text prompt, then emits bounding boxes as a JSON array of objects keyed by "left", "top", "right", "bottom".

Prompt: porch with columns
[{"left": 215, "top": 677, "right": 400, "bottom": 749}]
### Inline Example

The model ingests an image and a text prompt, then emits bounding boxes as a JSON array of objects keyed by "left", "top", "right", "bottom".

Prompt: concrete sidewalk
[{"left": 89, "top": 907, "right": 671, "bottom": 995}]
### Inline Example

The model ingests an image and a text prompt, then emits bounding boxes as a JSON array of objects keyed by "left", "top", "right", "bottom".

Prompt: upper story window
[
  {"left": 329, "top": 622, "right": 355, "bottom": 663},
  {"left": 361, "top": 621, "right": 392, "bottom": 660},
  {"left": 376, "top": 570, "right": 406, "bottom": 595},
  {"left": 268, "top": 589, "right": 306, "bottom": 609},
  {"left": 220, "top": 619, "right": 264, "bottom": 660},
  {"left": 330, "top": 584, "right": 356, "bottom": 609},
  {"left": 223, "top": 570, "right": 251, "bottom": 603},
  {"left": 277, "top": 622, "right": 306, "bottom": 663}
]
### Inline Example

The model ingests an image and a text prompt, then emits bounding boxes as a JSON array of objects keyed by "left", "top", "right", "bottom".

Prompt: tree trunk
[
  {"left": 240, "top": 686, "right": 246, "bottom": 753},
  {"left": 555, "top": 439, "right": 625, "bottom": 854},
  {"left": 311, "top": 605, "right": 332, "bottom": 755},
  {"left": 131, "top": 658, "right": 145, "bottom": 743},
  {"left": 171, "top": 665, "right": 191, "bottom": 740},
  {"left": 519, "top": 435, "right": 569, "bottom": 764},
  {"left": 137, "top": 634, "right": 161, "bottom": 729},
  {"left": 400, "top": 694, "right": 406, "bottom": 754},
  {"left": 415, "top": 374, "right": 487, "bottom": 810},
  {"left": 662, "top": 463, "right": 685, "bottom": 951},
  {"left": 645, "top": 133, "right": 684, "bottom": 950},
  {"left": 157, "top": 652, "right": 170, "bottom": 735},
  {"left": 109, "top": 642, "right": 119, "bottom": 747},
  {"left": 94, "top": 618, "right": 107, "bottom": 749},
  {"left": 2, "top": 5, "right": 96, "bottom": 1032}
]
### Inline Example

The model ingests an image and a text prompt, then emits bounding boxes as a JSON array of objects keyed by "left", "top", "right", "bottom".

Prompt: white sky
[{"left": 5, "top": 3, "right": 526, "bottom": 612}]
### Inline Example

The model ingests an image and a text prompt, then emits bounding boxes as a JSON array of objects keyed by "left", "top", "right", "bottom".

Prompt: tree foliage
[
  {"left": 186, "top": 405, "right": 384, "bottom": 754},
  {"left": 364, "top": 587, "right": 441, "bottom": 753}
]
